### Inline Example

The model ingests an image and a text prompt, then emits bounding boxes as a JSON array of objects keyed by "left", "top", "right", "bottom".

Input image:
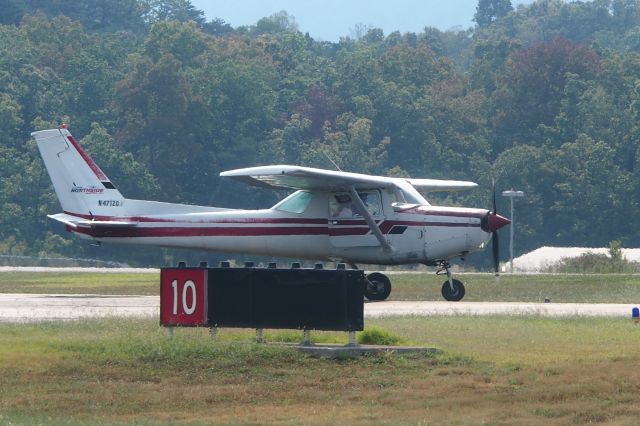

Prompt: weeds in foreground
[
  {"left": 2, "top": 317, "right": 640, "bottom": 424},
  {"left": 357, "top": 326, "right": 407, "bottom": 345}
]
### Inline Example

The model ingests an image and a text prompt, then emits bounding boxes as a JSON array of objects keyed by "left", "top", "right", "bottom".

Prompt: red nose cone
[{"left": 485, "top": 213, "right": 511, "bottom": 233}]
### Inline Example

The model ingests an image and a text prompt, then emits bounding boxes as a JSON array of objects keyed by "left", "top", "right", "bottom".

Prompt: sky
[{"left": 191, "top": 0, "right": 536, "bottom": 41}]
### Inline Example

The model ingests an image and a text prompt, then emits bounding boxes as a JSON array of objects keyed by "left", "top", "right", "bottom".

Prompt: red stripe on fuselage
[
  {"left": 73, "top": 225, "right": 330, "bottom": 239},
  {"left": 64, "top": 212, "right": 482, "bottom": 240},
  {"left": 63, "top": 211, "right": 483, "bottom": 227},
  {"left": 63, "top": 211, "right": 328, "bottom": 225},
  {"left": 330, "top": 220, "right": 480, "bottom": 235},
  {"left": 70, "top": 219, "right": 482, "bottom": 239},
  {"left": 329, "top": 227, "right": 370, "bottom": 236}
]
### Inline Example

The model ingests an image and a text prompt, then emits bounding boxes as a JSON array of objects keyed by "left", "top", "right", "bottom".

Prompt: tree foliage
[
  {"left": 2, "top": 0, "right": 640, "bottom": 266},
  {"left": 474, "top": 0, "right": 514, "bottom": 28}
]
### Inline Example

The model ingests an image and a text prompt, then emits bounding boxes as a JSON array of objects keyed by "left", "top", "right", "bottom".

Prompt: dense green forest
[{"left": 1, "top": 0, "right": 640, "bottom": 268}]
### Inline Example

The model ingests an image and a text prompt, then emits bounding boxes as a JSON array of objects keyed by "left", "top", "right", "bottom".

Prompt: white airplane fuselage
[{"left": 66, "top": 191, "right": 494, "bottom": 265}]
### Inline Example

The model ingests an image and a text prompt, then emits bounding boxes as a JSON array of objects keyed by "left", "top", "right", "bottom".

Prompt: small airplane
[{"left": 32, "top": 126, "right": 510, "bottom": 301}]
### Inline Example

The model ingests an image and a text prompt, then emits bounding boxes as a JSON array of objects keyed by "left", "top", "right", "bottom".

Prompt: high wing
[
  {"left": 220, "top": 165, "right": 477, "bottom": 193},
  {"left": 406, "top": 178, "right": 477, "bottom": 193},
  {"left": 220, "top": 165, "right": 393, "bottom": 191}
]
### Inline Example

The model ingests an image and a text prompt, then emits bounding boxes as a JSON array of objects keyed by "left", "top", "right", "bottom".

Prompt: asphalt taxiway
[
  {"left": 0, "top": 294, "right": 158, "bottom": 322},
  {"left": 0, "top": 293, "right": 637, "bottom": 323}
]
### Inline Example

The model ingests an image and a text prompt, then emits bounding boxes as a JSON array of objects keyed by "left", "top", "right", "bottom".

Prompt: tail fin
[{"left": 32, "top": 128, "right": 126, "bottom": 217}]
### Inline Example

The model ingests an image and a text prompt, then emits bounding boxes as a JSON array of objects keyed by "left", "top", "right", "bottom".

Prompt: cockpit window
[
  {"left": 330, "top": 190, "right": 382, "bottom": 218},
  {"left": 273, "top": 190, "right": 313, "bottom": 213}
]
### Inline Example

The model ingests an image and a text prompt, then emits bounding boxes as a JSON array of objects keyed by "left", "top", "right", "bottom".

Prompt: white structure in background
[{"left": 510, "top": 247, "right": 640, "bottom": 272}]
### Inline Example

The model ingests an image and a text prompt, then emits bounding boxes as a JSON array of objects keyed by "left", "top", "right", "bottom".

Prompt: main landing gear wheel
[
  {"left": 441, "top": 279, "right": 465, "bottom": 301},
  {"left": 364, "top": 272, "right": 392, "bottom": 301}
]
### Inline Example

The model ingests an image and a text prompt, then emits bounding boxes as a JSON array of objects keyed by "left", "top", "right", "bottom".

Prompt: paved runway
[
  {"left": 0, "top": 294, "right": 158, "bottom": 322},
  {"left": 0, "top": 294, "right": 637, "bottom": 323}
]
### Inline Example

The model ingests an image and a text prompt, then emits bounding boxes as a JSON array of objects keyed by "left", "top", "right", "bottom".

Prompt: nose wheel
[
  {"left": 364, "top": 272, "right": 392, "bottom": 301},
  {"left": 441, "top": 278, "right": 465, "bottom": 301},
  {"left": 437, "top": 261, "right": 466, "bottom": 301}
]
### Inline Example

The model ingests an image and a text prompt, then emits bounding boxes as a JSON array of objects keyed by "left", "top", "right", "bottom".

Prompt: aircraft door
[{"left": 329, "top": 190, "right": 384, "bottom": 248}]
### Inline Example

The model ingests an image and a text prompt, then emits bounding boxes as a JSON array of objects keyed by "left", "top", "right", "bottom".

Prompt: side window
[
  {"left": 360, "top": 191, "right": 381, "bottom": 217},
  {"left": 330, "top": 193, "right": 354, "bottom": 218},
  {"left": 330, "top": 191, "right": 382, "bottom": 218}
]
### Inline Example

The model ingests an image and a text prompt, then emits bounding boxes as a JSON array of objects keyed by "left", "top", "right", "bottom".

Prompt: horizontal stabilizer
[
  {"left": 48, "top": 213, "right": 81, "bottom": 228},
  {"left": 48, "top": 213, "right": 138, "bottom": 228}
]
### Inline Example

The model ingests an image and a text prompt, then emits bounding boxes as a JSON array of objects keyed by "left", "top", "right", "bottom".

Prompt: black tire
[
  {"left": 441, "top": 279, "right": 465, "bottom": 301},
  {"left": 364, "top": 272, "right": 392, "bottom": 301}
]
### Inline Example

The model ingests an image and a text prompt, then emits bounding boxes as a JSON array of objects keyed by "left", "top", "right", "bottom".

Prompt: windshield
[
  {"left": 272, "top": 190, "right": 313, "bottom": 213},
  {"left": 394, "top": 180, "right": 429, "bottom": 205}
]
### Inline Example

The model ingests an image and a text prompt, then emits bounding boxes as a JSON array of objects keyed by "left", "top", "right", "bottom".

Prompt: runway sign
[
  {"left": 160, "top": 268, "right": 208, "bottom": 326},
  {"left": 159, "top": 266, "right": 365, "bottom": 331}
]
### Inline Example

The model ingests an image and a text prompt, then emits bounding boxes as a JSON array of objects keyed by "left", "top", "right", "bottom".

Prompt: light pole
[{"left": 502, "top": 190, "right": 524, "bottom": 273}]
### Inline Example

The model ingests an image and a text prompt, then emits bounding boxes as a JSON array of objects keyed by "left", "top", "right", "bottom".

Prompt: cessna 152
[{"left": 32, "top": 127, "right": 510, "bottom": 301}]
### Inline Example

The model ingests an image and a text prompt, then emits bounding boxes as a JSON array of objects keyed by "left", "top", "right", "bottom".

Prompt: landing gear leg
[{"left": 436, "top": 261, "right": 465, "bottom": 302}]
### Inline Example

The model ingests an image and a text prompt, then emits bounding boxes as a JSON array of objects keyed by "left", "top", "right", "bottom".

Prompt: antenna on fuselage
[{"left": 322, "top": 151, "right": 343, "bottom": 172}]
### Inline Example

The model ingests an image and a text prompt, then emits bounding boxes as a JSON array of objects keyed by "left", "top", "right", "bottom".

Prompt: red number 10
[{"left": 160, "top": 268, "right": 207, "bottom": 326}]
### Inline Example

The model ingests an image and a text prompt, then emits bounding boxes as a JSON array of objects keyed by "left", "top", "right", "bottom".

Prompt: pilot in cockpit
[{"left": 332, "top": 194, "right": 354, "bottom": 218}]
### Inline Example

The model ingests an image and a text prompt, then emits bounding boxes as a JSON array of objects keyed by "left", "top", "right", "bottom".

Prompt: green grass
[
  {"left": 2, "top": 270, "right": 640, "bottom": 423},
  {"left": 371, "top": 315, "right": 640, "bottom": 365},
  {"left": 2, "top": 271, "right": 640, "bottom": 302},
  {"left": 386, "top": 272, "right": 640, "bottom": 303},
  {"left": 0, "top": 272, "right": 159, "bottom": 295},
  {"left": 2, "top": 317, "right": 640, "bottom": 424},
  {"left": 356, "top": 326, "right": 408, "bottom": 345}
]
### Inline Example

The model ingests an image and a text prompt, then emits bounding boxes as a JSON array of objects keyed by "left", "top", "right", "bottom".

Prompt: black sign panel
[{"left": 207, "top": 268, "right": 365, "bottom": 331}]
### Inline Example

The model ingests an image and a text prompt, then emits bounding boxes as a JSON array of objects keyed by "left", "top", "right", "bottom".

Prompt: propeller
[
  {"left": 480, "top": 182, "right": 511, "bottom": 274},
  {"left": 481, "top": 180, "right": 510, "bottom": 275},
  {"left": 491, "top": 182, "right": 500, "bottom": 275}
]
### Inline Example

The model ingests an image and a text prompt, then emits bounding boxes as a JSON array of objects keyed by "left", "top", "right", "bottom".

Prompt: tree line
[{"left": 1, "top": 0, "right": 639, "bottom": 267}]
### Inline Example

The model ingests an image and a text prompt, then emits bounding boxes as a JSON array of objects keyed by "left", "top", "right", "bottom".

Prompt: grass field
[
  {"left": 387, "top": 272, "right": 640, "bottom": 303},
  {"left": 0, "top": 272, "right": 158, "bottom": 295},
  {"left": 1, "top": 317, "right": 640, "bottom": 424},
  {"left": 2, "top": 270, "right": 640, "bottom": 303},
  {"left": 2, "top": 271, "right": 640, "bottom": 424}
]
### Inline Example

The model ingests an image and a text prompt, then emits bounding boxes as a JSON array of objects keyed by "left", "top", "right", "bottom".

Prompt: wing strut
[{"left": 348, "top": 186, "right": 395, "bottom": 254}]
